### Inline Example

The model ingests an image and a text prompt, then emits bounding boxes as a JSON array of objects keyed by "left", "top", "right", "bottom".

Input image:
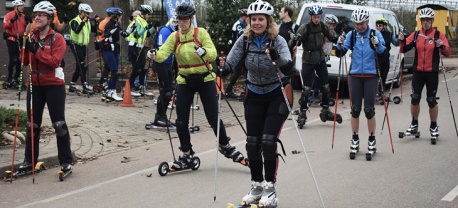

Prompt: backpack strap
[{"left": 174, "top": 27, "right": 201, "bottom": 53}]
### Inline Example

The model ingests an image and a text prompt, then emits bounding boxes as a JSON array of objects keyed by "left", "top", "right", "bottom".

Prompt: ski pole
[
  {"left": 213, "top": 66, "right": 223, "bottom": 201},
  {"left": 27, "top": 42, "right": 36, "bottom": 183},
  {"left": 332, "top": 39, "right": 344, "bottom": 149},
  {"left": 269, "top": 56, "right": 325, "bottom": 208},
  {"left": 371, "top": 32, "right": 394, "bottom": 154},
  {"left": 381, "top": 48, "right": 402, "bottom": 135},
  {"left": 439, "top": 56, "right": 458, "bottom": 139}
]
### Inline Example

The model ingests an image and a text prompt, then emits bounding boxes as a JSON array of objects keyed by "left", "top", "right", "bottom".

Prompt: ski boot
[
  {"left": 399, "top": 123, "right": 420, "bottom": 139},
  {"left": 219, "top": 142, "right": 248, "bottom": 166},
  {"left": 430, "top": 126, "right": 439, "bottom": 145},
  {"left": 366, "top": 136, "right": 376, "bottom": 161},
  {"left": 240, "top": 181, "right": 264, "bottom": 206},
  {"left": 130, "top": 87, "right": 141, "bottom": 97},
  {"left": 58, "top": 163, "right": 72, "bottom": 181},
  {"left": 106, "top": 89, "right": 123, "bottom": 102},
  {"left": 297, "top": 110, "right": 307, "bottom": 129},
  {"left": 67, "top": 85, "right": 81, "bottom": 96},
  {"left": 82, "top": 83, "right": 95, "bottom": 96},
  {"left": 319, "top": 107, "right": 342, "bottom": 123},
  {"left": 145, "top": 117, "right": 176, "bottom": 130},
  {"left": 5, "top": 161, "right": 45, "bottom": 180},
  {"left": 349, "top": 135, "right": 360, "bottom": 160},
  {"left": 139, "top": 85, "right": 154, "bottom": 99},
  {"left": 259, "top": 181, "right": 277, "bottom": 207},
  {"left": 158, "top": 150, "right": 201, "bottom": 176}
]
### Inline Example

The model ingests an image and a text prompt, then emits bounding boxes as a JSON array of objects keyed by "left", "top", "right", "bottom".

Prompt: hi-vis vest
[
  {"left": 125, "top": 21, "right": 137, "bottom": 44},
  {"left": 70, "top": 16, "right": 91, "bottom": 46},
  {"left": 135, "top": 16, "right": 148, "bottom": 47}
]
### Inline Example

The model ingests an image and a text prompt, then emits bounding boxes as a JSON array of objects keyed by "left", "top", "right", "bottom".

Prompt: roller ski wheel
[
  {"left": 398, "top": 131, "right": 420, "bottom": 139},
  {"left": 191, "top": 105, "right": 200, "bottom": 110},
  {"left": 158, "top": 156, "right": 201, "bottom": 176},
  {"left": 297, "top": 119, "right": 305, "bottom": 129},
  {"left": 431, "top": 137, "right": 437, "bottom": 145},
  {"left": 319, "top": 111, "right": 342, "bottom": 124},
  {"left": 189, "top": 126, "right": 200, "bottom": 133},
  {"left": 4, "top": 162, "right": 45, "bottom": 181},
  {"left": 145, "top": 123, "right": 176, "bottom": 131},
  {"left": 67, "top": 90, "right": 81, "bottom": 96},
  {"left": 58, "top": 169, "right": 72, "bottom": 181},
  {"left": 366, "top": 150, "right": 376, "bottom": 161},
  {"left": 92, "top": 85, "right": 101, "bottom": 93},
  {"left": 393, "top": 96, "right": 401, "bottom": 104}
]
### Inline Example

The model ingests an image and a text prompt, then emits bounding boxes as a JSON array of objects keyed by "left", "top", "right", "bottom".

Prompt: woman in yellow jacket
[{"left": 148, "top": 2, "right": 246, "bottom": 170}]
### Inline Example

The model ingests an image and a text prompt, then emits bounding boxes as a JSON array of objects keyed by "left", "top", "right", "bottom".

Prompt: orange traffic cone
[
  {"left": 216, "top": 77, "right": 225, "bottom": 95},
  {"left": 120, "top": 80, "right": 135, "bottom": 107}
]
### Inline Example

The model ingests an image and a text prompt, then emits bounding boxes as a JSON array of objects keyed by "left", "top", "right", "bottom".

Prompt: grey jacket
[{"left": 224, "top": 34, "right": 292, "bottom": 93}]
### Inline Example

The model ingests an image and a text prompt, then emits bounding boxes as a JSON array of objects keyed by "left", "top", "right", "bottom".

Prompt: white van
[{"left": 292, "top": 3, "right": 403, "bottom": 90}]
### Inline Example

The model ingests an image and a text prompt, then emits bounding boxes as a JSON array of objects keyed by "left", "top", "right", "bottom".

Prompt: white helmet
[
  {"left": 12, "top": 0, "right": 24, "bottom": 6},
  {"left": 247, "top": 0, "right": 274, "bottom": 16},
  {"left": 78, "top": 3, "right": 93, "bottom": 13},
  {"left": 33, "top": 1, "right": 55, "bottom": 15},
  {"left": 419, "top": 7, "right": 435, "bottom": 18},
  {"left": 351, "top": 8, "right": 369, "bottom": 23},
  {"left": 325, "top": 14, "right": 339, "bottom": 24},
  {"left": 140, "top": 5, "right": 153, "bottom": 15}
]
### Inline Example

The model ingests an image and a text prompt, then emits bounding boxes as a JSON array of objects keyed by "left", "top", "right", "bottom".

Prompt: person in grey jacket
[{"left": 219, "top": 0, "right": 295, "bottom": 207}]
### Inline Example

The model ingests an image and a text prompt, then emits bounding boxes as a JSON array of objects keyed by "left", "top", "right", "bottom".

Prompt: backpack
[
  {"left": 152, "top": 25, "right": 173, "bottom": 49},
  {"left": 413, "top": 29, "right": 440, "bottom": 44},
  {"left": 174, "top": 27, "right": 201, "bottom": 53},
  {"left": 240, "top": 36, "right": 276, "bottom": 69},
  {"left": 302, "top": 22, "right": 326, "bottom": 42},
  {"left": 350, "top": 29, "right": 376, "bottom": 51}
]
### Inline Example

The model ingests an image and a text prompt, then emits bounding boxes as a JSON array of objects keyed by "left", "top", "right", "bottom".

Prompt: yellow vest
[
  {"left": 125, "top": 21, "right": 137, "bottom": 43},
  {"left": 70, "top": 16, "right": 91, "bottom": 45},
  {"left": 136, "top": 16, "right": 148, "bottom": 46}
]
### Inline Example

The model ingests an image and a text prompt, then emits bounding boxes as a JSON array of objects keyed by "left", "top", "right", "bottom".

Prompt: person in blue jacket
[{"left": 335, "top": 8, "right": 386, "bottom": 158}]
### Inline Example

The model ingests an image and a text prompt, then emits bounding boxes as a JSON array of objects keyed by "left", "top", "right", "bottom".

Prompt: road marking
[{"left": 442, "top": 184, "right": 458, "bottom": 202}]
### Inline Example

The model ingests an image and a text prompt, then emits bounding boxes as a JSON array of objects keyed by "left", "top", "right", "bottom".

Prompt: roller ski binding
[
  {"left": 349, "top": 137, "right": 359, "bottom": 160},
  {"left": 228, "top": 181, "right": 264, "bottom": 207},
  {"left": 58, "top": 163, "right": 72, "bottom": 181},
  {"left": 296, "top": 110, "right": 307, "bottom": 129},
  {"left": 67, "top": 85, "right": 81, "bottom": 96},
  {"left": 145, "top": 118, "right": 176, "bottom": 131},
  {"left": 398, "top": 123, "right": 420, "bottom": 139},
  {"left": 430, "top": 126, "right": 439, "bottom": 145},
  {"left": 365, "top": 136, "right": 376, "bottom": 161},
  {"left": 319, "top": 107, "right": 342, "bottom": 124},
  {"left": 4, "top": 162, "right": 45, "bottom": 181},
  {"left": 376, "top": 95, "right": 390, "bottom": 105},
  {"left": 158, "top": 152, "right": 201, "bottom": 176},
  {"left": 105, "top": 89, "right": 123, "bottom": 102},
  {"left": 219, "top": 142, "right": 249, "bottom": 167}
]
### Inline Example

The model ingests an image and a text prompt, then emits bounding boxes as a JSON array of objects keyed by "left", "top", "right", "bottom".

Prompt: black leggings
[
  {"left": 300, "top": 60, "right": 329, "bottom": 109},
  {"left": 6, "top": 39, "right": 21, "bottom": 83},
  {"left": 348, "top": 75, "right": 377, "bottom": 116},
  {"left": 377, "top": 54, "right": 390, "bottom": 93},
  {"left": 25, "top": 85, "right": 73, "bottom": 165},
  {"left": 70, "top": 44, "right": 87, "bottom": 84},
  {"left": 245, "top": 87, "right": 288, "bottom": 183},
  {"left": 153, "top": 61, "right": 174, "bottom": 118},
  {"left": 411, "top": 71, "right": 439, "bottom": 101},
  {"left": 175, "top": 81, "right": 229, "bottom": 152},
  {"left": 128, "top": 46, "right": 147, "bottom": 88}
]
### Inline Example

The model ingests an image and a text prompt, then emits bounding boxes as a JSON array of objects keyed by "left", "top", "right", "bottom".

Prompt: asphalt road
[{"left": 2, "top": 70, "right": 458, "bottom": 208}]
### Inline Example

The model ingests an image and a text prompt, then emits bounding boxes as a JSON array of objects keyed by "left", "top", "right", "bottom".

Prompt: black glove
[
  {"left": 269, "top": 47, "right": 279, "bottom": 60},
  {"left": 216, "top": 66, "right": 231, "bottom": 77},
  {"left": 10, "top": 14, "right": 19, "bottom": 24},
  {"left": 293, "top": 33, "right": 302, "bottom": 42},
  {"left": 25, "top": 40, "right": 37, "bottom": 54}
]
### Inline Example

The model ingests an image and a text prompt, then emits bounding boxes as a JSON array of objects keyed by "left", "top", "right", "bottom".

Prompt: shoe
[
  {"left": 172, "top": 154, "right": 193, "bottom": 169},
  {"left": 218, "top": 143, "right": 244, "bottom": 163},
  {"left": 108, "top": 90, "right": 123, "bottom": 101},
  {"left": 68, "top": 85, "right": 78, "bottom": 93},
  {"left": 153, "top": 117, "right": 173, "bottom": 127},
  {"left": 61, "top": 163, "right": 72, "bottom": 172},
  {"left": 407, "top": 123, "right": 418, "bottom": 134},
  {"left": 430, "top": 126, "right": 439, "bottom": 138},
  {"left": 259, "top": 181, "right": 277, "bottom": 207},
  {"left": 139, "top": 85, "right": 153, "bottom": 96},
  {"left": 368, "top": 137, "right": 377, "bottom": 152},
  {"left": 82, "top": 83, "right": 94, "bottom": 94},
  {"left": 350, "top": 138, "right": 359, "bottom": 150},
  {"left": 131, "top": 90, "right": 141, "bottom": 97},
  {"left": 241, "top": 181, "right": 264, "bottom": 205},
  {"left": 18, "top": 161, "right": 32, "bottom": 171}
]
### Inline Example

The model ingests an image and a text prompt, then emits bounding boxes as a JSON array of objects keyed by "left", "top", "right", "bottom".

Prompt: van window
[
  {"left": 299, "top": 7, "right": 355, "bottom": 35},
  {"left": 383, "top": 14, "right": 400, "bottom": 35}
]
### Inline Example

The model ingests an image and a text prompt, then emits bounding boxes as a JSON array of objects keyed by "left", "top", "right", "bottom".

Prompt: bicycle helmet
[
  {"left": 351, "top": 8, "right": 369, "bottom": 23},
  {"left": 176, "top": 2, "right": 196, "bottom": 17},
  {"left": 324, "top": 14, "right": 339, "bottom": 24},
  {"left": 247, "top": 0, "right": 274, "bottom": 16},
  {"left": 308, "top": 5, "right": 323, "bottom": 15},
  {"left": 110, "top": 7, "right": 123, "bottom": 15},
  {"left": 376, "top": 17, "right": 388, "bottom": 25},
  {"left": 33, "top": 1, "right": 55, "bottom": 15},
  {"left": 78, "top": 3, "right": 93, "bottom": 13},
  {"left": 140, "top": 5, "right": 153, "bottom": 15},
  {"left": 12, "top": 0, "right": 24, "bottom": 6},
  {"left": 240, "top": 9, "right": 248, "bottom": 17},
  {"left": 418, "top": 7, "right": 435, "bottom": 18}
]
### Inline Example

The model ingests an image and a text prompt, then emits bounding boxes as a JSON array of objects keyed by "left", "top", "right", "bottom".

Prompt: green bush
[{"left": 0, "top": 106, "right": 28, "bottom": 134}]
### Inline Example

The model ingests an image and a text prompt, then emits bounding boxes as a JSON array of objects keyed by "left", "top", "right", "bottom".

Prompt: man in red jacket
[
  {"left": 399, "top": 7, "right": 451, "bottom": 144},
  {"left": 2, "top": 0, "right": 29, "bottom": 89}
]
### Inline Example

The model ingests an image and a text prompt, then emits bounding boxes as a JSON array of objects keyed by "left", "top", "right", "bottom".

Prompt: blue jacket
[
  {"left": 157, "top": 24, "right": 176, "bottom": 64},
  {"left": 337, "top": 26, "right": 386, "bottom": 75}
]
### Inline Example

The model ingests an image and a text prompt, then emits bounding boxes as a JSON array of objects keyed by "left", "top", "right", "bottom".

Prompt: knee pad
[
  {"left": 351, "top": 106, "right": 362, "bottom": 118},
  {"left": 426, "top": 97, "right": 437, "bottom": 108},
  {"left": 246, "top": 136, "right": 261, "bottom": 161},
  {"left": 26, "top": 122, "right": 40, "bottom": 138},
  {"left": 175, "top": 119, "right": 189, "bottom": 134},
  {"left": 364, "top": 108, "right": 375, "bottom": 119},
  {"left": 320, "top": 83, "right": 330, "bottom": 94},
  {"left": 52, "top": 121, "right": 68, "bottom": 137},
  {"left": 302, "top": 86, "right": 312, "bottom": 97},
  {"left": 410, "top": 94, "right": 421, "bottom": 105},
  {"left": 261, "top": 134, "right": 277, "bottom": 160}
]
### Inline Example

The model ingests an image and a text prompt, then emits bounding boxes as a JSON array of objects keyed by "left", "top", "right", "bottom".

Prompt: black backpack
[
  {"left": 350, "top": 29, "right": 376, "bottom": 51},
  {"left": 152, "top": 25, "right": 173, "bottom": 49}
]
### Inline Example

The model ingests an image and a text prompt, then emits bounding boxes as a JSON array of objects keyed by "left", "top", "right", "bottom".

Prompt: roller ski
[
  {"left": 319, "top": 107, "right": 342, "bottom": 124},
  {"left": 430, "top": 126, "right": 439, "bottom": 145},
  {"left": 376, "top": 95, "right": 391, "bottom": 105},
  {"left": 145, "top": 118, "right": 176, "bottom": 131},
  {"left": 225, "top": 91, "right": 244, "bottom": 101},
  {"left": 104, "top": 89, "right": 123, "bottom": 103},
  {"left": 4, "top": 162, "right": 45, "bottom": 181},
  {"left": 139, "top": 85, "right": 154, "bottom": 99},
  {"left": 219, "top": 142, "right": 249, "bottom": 167},
  {"left": 349, "top": 137, "right": 359, "bottom": 160},
  {"left": 58, "top": 163, "right": 72, "bottom": 181},
  {"left": 296, "top": 110, "right": 307, "bottom": 129},
  {"left": 229, "top": 181, "right": 264, "bottom": 208},
  {"left": 365, "top": 137, "right": 377, "bottom": 161},
  {"left": 398, "top": 123, "right": 420, "bottom": 139},
  {"left": 308, "top": 96, "right": 335, "bottom": 107},
  {"left": 67, "top": 85, "right": 82, "bottom": 96},
  {"left": 158, "top": 152, "right": 200, "bottom": 176}
]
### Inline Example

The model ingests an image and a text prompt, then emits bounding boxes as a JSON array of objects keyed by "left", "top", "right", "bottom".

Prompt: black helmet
[{"left": 176, "top": 2, "right": 195, "bottom": 17}]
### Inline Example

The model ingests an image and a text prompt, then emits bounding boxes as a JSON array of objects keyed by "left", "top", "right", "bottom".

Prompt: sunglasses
[
  {"left": 33, "top": 13, "right": 48, "bottom": 18},
  {"left": 376, "top": 24, "right": 384, "bottom": 27},
  {"left": 177, "top": 17, "right": 190, "bottom": 21}
]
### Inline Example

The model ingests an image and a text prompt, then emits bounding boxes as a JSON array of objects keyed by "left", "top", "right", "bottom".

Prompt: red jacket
[
  {"left": 2, "top": 10, "right": 27, "bottom": 42},
  {"left": 23, "top": 28, "right": 67, "bottom": 86},
  {"left": 401, "top": 28, "right": 451, "bottom": 73}
]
